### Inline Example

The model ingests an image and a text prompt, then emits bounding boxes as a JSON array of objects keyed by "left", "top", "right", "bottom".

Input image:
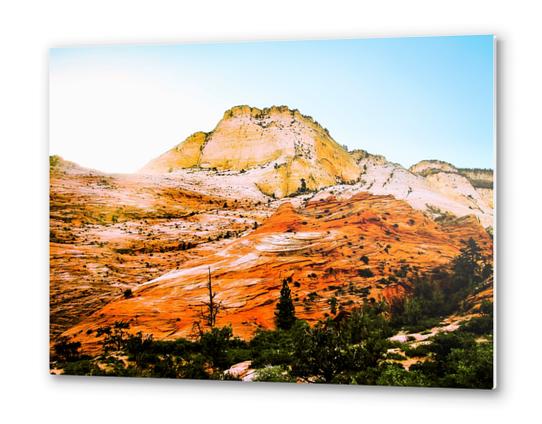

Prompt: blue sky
[{"left": 50, "top": 35, "right": 494, "bottom": 173}]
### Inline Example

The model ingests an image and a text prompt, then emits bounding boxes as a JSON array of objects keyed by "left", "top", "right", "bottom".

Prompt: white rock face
[
  {"left": 476, "top": 187, "right": 494, "bottom": 209},
  {"left": 313, "top": 156, "right": 494, "bottom": 228},
  {"left": 425, "top": 172, "right": 492, "bottom": 216}
]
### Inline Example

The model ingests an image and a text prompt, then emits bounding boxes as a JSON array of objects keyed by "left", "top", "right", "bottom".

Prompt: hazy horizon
[{"left": 50, "top": 35, "right": 494, "bottom": 173}]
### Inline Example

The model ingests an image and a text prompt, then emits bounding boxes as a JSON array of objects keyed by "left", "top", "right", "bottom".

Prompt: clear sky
[{"left": 50, "top": 35, "right": 494, "bottom": 173}]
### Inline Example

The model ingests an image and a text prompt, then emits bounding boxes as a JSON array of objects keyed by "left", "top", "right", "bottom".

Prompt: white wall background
[{"left": 0, "top": 1, "right": 540, "bottom": 423}]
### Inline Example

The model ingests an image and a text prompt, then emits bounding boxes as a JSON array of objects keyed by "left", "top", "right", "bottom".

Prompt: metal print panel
[{"left": 49, "top": 35, "right": 495, "bottom": 388}]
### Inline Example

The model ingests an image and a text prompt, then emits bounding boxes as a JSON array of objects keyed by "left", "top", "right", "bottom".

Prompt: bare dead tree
[{"left": 201, "top": 266, "right": 221, "bottom": 328}]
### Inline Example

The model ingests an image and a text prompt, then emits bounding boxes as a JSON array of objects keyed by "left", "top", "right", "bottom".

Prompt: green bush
[
  {"left": 402, "top": 343, "right": 431, "bottom": 358},
  {"left": 53, "top": 336, "right": 82, "bottom": 363},
  {"left": 199, "top": 326, "right": 237, "bottom": 370},
  {"left": 249, "top": 328, "right": 296, "bottom": 368},
  {"left": 61, "top": 359, "right": 101, "bottom": 376},
  {"left": 290, "top": 306, "right": 392, "bottom": 383},
  {"left": 254, "top": 365, "right": 294, "bottom": 383},
  {"left": 461, "top": 314, "right": 493, "bottom": 335},
  {"left": 376, "top": 363, "right": 430, "bottom": 387},
  {"left": 440, "top": 342, "right": 493, "bottom": 389}
]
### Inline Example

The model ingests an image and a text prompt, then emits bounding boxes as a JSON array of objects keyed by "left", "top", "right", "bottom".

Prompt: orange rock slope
[
  {"left": 49, "top": 160, "right": 272, "bottom": 338},
  {"left": 63, "top": 192, "right": 492, "bottom": 351}
]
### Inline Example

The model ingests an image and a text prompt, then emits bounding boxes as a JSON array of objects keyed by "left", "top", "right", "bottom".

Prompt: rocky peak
[
  {"left": 141, "top": 105, "right": 361, "bottom": 198},
  {"left": 222, "top": 105, "right": 322, "bottom": 126},
  {"left": 349, "top": 149, "right": 387, "bottom": 165}
]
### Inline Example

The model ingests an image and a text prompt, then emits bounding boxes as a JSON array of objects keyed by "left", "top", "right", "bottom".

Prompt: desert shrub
[
  {"left": 290, "top": 305, "right": 392, "bottom": 383},
  {"left": 214, "top": 371, "right": 242, "bottom": 381},
  {"left": 53, "top": 336, "right": 82, "bottom": 362},
  {"left": 96, "top": 321, "right": 131, "bottom": 353},
  {"left": 402, "top": 343, "right": 432, "bottom": 358},
  {"left": 254, "top": 365, "right": 294, "bottom": 383},
  {"left": 427, "top": 332, "right": 477, "bottom": 360},
  {"left": 249, "top": 328, "right": 296, "bottom": 368},
  {"left": 178, "top": 354, "right": 209, "bottom": 379},
  {"left": 114, "top": 247, "right": 135, "bottom": 255},
  {"left": 199, "top": 326, "right": 236, "bottom": 370},
  {"left": 142, "top": 337, "right": 196, "bottom": 356},
  {"left": 61, "top": 359, "right": 100, "bottom": 376},
  {"left": 376, "top": 363, "right": 430, "bottom": 387},
  {"left": 306, "top": 291, "right": 320, "bottom": 302},
  {"left": 461, "top": 313, "right": 493, "bottom": 335},
  {"left": 440, "top": 342, "right": 493, "bottom": 389},
  {"left": 299, "top": 178, "right": 307, "bottom": 193},
  {"left": 50, "top": 155, "right": 61, "bottom": 170},
  {"left": 329, "top": 297, "right": 338, "bottom": 315},
  {"left": 151, "top": 355, "right": 181, "bottom": 379},
  {"left": 225, "top": 347, "right": 252, "bottom": 366},
  {"left": 357, "top": 268, "right": 374, "bottom": 278},
  {"left": 411, "top": 331, "right": 493, "bottom": 389}
]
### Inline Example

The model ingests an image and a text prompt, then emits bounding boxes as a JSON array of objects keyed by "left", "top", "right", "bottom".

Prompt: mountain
[
  {"left": 141, "top": 106, "right": 493, "bottom": 227},
  {"left": 141, "top": 105, "right": 361, "bottom": 198},
  {"left": 50, "top": 105, "right": 494, "bottom": 356}
]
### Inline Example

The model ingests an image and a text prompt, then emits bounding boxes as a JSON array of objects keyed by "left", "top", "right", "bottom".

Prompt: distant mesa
[
  {"left": 49, "top": 154, "right": 101, "bottom": 176},
  {"left": 140, "top": 105, "right": 361, "bottom": 198},
  {"left": 409, "top": 159, "right": 493, "bottom": 188},
  {"left": 409, "top": 159, "right": 459, "bottom": 176}
]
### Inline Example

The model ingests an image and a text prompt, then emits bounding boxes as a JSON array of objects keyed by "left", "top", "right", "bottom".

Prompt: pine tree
[
  {"left": 275, "top": 278, "right": 296, "bottom": 330},
  {"left": 299, "top": 178, "right": 307, "bottom": 193},
  {"left": 453, "top": 238, "right": 483, "bottom": 289}
]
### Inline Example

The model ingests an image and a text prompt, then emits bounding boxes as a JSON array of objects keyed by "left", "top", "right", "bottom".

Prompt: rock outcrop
[
  {"left": 141, "top": 105, "right": 361, "bottom": 198},
  {"left": 409, "top": 159, "right": 459, "bottom": 176},
  {"left": 310, "top": 157, "right": 493, "bottom": 228},
  {"left": 409, "top": 160, "right": 494, "bottom": 225},
  {"left": 140, "top": 132, "right": 208, "bottom": 173}
]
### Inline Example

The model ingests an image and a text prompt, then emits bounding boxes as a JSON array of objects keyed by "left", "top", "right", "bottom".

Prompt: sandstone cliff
[{"left": 141, "top": 105, "right": 361, "bottom": 198}]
